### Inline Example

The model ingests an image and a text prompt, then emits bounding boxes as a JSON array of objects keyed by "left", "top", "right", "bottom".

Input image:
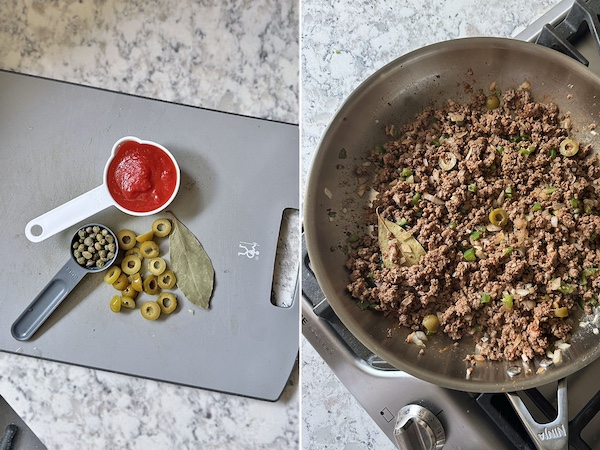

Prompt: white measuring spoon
[
  {"left": 12, "top": 224, "right": 119, "bottom": 341},
  {"left": 25, "top": 136, "right": 180, "bottom": 242}
]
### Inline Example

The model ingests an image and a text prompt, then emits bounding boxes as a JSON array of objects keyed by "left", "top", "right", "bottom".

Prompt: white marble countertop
[
  {"left": 301, "top": 0, "right": 561, "bottom": 449},
  {"left": 0, "top": 1, "right": 298, "bottom": 449}
]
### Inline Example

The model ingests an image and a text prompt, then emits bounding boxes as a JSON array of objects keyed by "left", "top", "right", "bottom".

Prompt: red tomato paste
[{"left": 106, "top": 140, "right": 178, "bottom": 213}]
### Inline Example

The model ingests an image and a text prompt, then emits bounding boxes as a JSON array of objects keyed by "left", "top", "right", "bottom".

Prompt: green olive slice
[
  {"left": 109, "top": 295, "right": 122, "bottom": 313},
  {"left": 112, "top": 273, "right": 129, "bottom": 291},
  {"left": 130, "top": 273, "right": 143, "bottom": 292},
  {"left": 121, "top": 296, "right": 136, "bottom": 309},
  {"left": 122, "top": 284, "right": 138, "bottom": 299},
  {"left": 140, "top": 241, "right": 159, "bottom": 259},
  {"left": 157, "top": 270, "right": 177, "bottom": 289},
  {"left": 559, "top": 138, "right": 579, "bottom": 157},
  {"left": 152, "top": 218, "right": 172, "bottom": 238},
  {"left": 489, "top": 208, "right": 509, "bottom": 227},
  {"left": 148, "top": 257, "right": 167, "bottom": 276},
  {"left": 104, "top": 266, "right": 122, "bottom": 285},
  {"left": 125, "top": 247, "right": 142, "bottom": 258},
  {"left": 157, "top": 293, "right": 177, "bottom": 314},
  {"left": 143, "top": 275, "right": 160, "bottom": 295},
  {"left": 117, "top": 229, "right": 136, "bottom": 250},
  {"left": 121, "top": 254, "right": 142, "bottom": 275},
  {"left": 141, "top": 301, "right": 161, "bottom": 320}
]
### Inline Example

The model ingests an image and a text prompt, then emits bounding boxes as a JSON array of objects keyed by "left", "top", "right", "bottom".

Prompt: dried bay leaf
[
  {"left": 169, "top": 214, "right": 215, "bottom": 309},
  {"left": 377, "top": 209, "right": 426, "bottom": 268}
]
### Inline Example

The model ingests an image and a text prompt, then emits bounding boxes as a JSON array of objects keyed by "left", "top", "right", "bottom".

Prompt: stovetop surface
[{"left": 302, "top": 0, "right": 600, "bottom": 448}]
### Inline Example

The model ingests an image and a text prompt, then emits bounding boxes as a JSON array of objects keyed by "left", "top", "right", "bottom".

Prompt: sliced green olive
[
  {"left": 117, "top": 229, "right": 136, "bottom": 250},
  {"left": 148, "top": 257, "right": 167, "bottom": 276},
  {"left": 152, "top": 218, "right": 172, "bottom": 238},
  {"left": 486, "top": 94, "right": 500, "bottom": 110},
  {"left": 141, "top": 301, "right": 161, "bottom": 321},
  {"left": 112, "top": 273, "right": 129, "bottom": 291},
  {"left": 438, "top": 152, "right": 457, "bottom": 171},
  {"left": 121, "top": 254, "right": 142, "bottom": 275},
  {"left": 104, "top": 266, "right": 122, "bottom": 285},
  {"left": 143, "top": 275, "right": 160, "bottom": 295},
  {"left": 125, "top": 247, "right": 142, "bottom": 258},
  {"left": 122, "top": 284, "right": 138, "bottom": 299},
  {"left": 157, "top": 292, "right": 177, "bottom": 314},
  {"left": 489, "top": 208, "right": 509, "bottom": 227},
  {"left": 130, "top": 273, "right": 143, "bottom": 292},
  {"left": 554, "top": 306, "right": 569, "bottom": 317},
  {"left": 140, "top": 240, "right": 159, "bottom": 259},
  {"left": 136, "top": 230, "right": 154, "bottom": 243},
  {"left": 109, "top": 295, "right": 122, "bottom": 313},
  {"left": 422, "top": 314, "right": 440, "bottom": 334},
  {"left": 559, "top": 138, "right": 579, "bottom": 157},
  {"left": 157, "top": 269, "right": 177, "bottom": 289},
  {"left": 120, "top": 296, "right": 136, "bottom": 309}
]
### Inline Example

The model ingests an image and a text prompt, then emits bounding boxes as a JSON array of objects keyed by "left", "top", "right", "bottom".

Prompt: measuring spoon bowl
[
  {"left": 25, "top": 136, "right": 180, "bottom": 243},
  {"left": 12, "top": 224, "right": 119, "bottom": 341}
]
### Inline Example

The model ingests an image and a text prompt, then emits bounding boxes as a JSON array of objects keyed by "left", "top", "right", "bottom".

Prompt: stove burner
[{"left": 535, "top": 0, "right": 600, "bottom": 65}]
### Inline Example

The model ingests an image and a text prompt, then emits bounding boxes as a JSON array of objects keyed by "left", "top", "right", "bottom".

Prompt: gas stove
[{"left": 302, "top": 1, "right": 600, "bottom": 449}]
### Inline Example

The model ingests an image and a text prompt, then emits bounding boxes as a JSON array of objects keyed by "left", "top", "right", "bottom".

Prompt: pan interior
[{"left": 304, "top": 37, "right": 600, "bottom": 392}]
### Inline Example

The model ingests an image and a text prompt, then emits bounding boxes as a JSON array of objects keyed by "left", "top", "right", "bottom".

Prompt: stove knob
[{"left": 394, "top": 404, "right": 445, "bottom": 450}]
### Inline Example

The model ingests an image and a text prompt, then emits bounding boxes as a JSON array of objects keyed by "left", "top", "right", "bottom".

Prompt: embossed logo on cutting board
[{"left": 238, "top": 241, "right": 260, "bottom": 259}]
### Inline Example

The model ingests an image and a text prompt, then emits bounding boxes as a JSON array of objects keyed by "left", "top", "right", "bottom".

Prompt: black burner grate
[{"left": 535, "top": 0, "right": 600, "bottom": 65}]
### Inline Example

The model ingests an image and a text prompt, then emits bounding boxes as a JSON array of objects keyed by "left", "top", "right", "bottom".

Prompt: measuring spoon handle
[
  {"left": 25, "top": 185, "right": 113, "bottom": 242},
  {"left": 11, "top": 259, "right": 88, "bottom": 341}
]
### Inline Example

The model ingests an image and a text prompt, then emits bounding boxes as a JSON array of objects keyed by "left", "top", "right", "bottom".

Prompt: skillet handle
[{"left": 506, "top": 378, "right": 568, "bottom": 450}]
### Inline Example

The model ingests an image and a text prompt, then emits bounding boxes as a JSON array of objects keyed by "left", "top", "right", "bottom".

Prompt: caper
[
  {"left": 84, "top": 237, "right": 93, "bottom": 247},
  {"left": 77, "top": 257, "right": 86, "bottom": 265}
]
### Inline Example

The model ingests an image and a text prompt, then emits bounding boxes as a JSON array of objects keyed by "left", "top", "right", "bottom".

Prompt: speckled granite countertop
[
  {"left": 301, "top": 1, "right": 560, "bottom": 449},
  {"left": 0, "top": 1, "right": 298, "bottom": 449}
]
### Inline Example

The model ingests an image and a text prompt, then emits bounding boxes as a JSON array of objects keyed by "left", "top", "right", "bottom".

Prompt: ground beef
[{"left": 346, "top": 86, "right": 600, "bottom": 361}]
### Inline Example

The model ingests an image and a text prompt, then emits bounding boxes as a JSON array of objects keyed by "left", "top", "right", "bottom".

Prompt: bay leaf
[
  {"left": 377, "top": 209, "right": 426, "bottom": 268},
  {"left": 169, "top": 214, "right": 215, "bottom": 309}
]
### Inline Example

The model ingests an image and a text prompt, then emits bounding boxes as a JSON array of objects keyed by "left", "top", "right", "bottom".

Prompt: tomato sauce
[{"left": 106, "top": 140, "right": 178, "bottom": 213}]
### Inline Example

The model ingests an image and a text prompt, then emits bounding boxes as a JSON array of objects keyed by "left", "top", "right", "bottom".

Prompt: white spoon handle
[{"left": 25, "top": 184, "right": 114, "bottom": 242}]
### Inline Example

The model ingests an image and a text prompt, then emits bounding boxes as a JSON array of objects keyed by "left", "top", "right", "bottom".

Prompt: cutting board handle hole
[{"left": 270, "top": 208, "right": 299, "bottom": 308}]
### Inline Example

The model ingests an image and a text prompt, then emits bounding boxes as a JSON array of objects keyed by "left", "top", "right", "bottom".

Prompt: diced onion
[{"left": 422, "top": 192, "right": 445, "bottom": 205}]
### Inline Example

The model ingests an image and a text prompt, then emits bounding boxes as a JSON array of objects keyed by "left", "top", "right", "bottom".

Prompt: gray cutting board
[{"left": 0, "top": 70, "right": 298, "bottom": 401}]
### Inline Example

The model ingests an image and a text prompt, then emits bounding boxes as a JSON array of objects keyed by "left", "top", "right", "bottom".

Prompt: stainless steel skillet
[{"left": 304, "top": 37, "right": 600, "bottom": 396}]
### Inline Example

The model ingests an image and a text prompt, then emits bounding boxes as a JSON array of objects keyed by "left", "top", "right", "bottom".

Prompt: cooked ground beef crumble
[{"left": 346, "top": 86, "right": 600, "bottom": 362}]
